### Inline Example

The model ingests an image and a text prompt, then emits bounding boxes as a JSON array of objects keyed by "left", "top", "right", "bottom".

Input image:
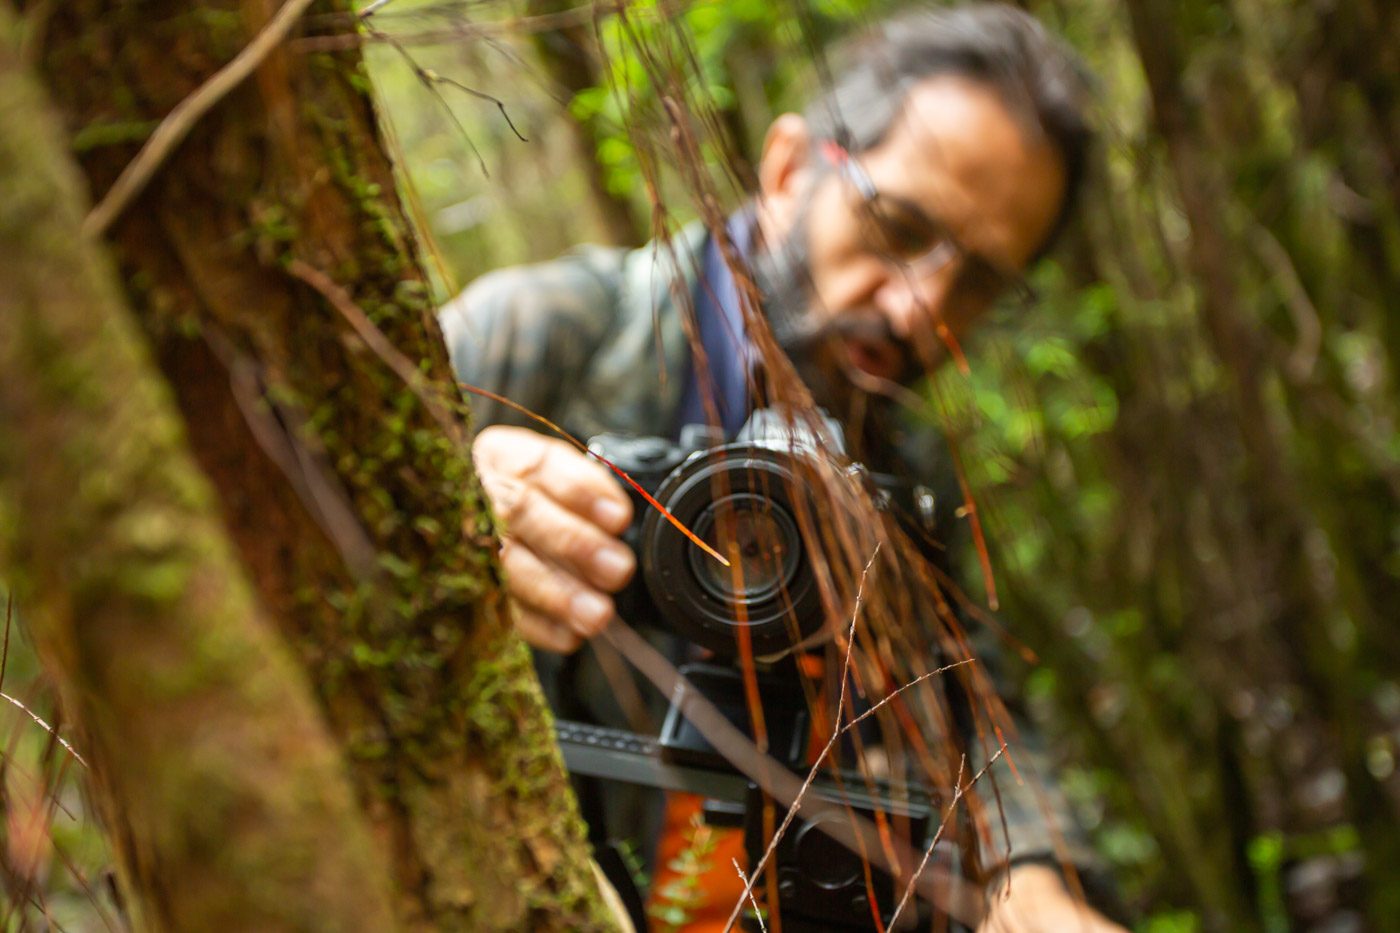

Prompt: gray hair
[{"left": 804, "top": 3, "right": 1093, "bottom": 257}]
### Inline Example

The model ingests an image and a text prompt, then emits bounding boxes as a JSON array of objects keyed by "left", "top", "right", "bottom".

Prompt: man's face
[{"left": 757, "top": 75, "right": 1067, "bottom": 384}]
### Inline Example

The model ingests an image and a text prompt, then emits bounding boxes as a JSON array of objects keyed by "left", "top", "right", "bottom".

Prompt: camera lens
[
  {"left": 690, "top": 495, "right": 801, "bottom": 603},
  {"left": 639, "top": 445, "right": 825, "bottom": 657}
]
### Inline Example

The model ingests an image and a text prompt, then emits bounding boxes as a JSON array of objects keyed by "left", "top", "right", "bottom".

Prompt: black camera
[{"left": 587, "top": 408, "right": 850, "bottom": 659}]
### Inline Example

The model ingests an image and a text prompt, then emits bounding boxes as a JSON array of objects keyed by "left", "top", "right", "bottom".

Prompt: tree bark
[
  {"left": 19, "top": 0, "right": 617, "bottom": 928},
  {"left": 0, "top": 8, "right": 396, "bottom": 928}
]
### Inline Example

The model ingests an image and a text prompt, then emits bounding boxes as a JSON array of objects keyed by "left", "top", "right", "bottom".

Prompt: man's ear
[{"left": 756, "top": 113, "right": 813, "bottom": 244}]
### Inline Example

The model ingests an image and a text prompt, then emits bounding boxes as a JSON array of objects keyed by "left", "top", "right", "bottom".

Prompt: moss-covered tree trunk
[
  {"left": 13, "top": 0, "right": 616, "bottom": 928},
  {"left": 0, "top": 8, "right": 396, "bottom": 929}
]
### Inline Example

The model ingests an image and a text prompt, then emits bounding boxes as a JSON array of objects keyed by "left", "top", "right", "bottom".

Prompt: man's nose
[{"left": 872, "top": 261, "right": 954, "bottom": 340}]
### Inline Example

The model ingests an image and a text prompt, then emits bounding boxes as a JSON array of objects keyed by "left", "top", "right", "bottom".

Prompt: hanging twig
[
  {"left": 428, "top": 71, "right": 528, "bottom": 142},
  {"left": 0, "top": 594, "right": 12, "bottom": 695}
]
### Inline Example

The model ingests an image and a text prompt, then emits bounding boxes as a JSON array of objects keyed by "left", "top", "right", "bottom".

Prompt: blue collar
[{"left": 673, "top": 209, "right": 758, "bottom": 438}]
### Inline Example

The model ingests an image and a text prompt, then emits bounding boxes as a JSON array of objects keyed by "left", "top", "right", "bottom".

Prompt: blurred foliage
[
  {"left": 365, "top": 0, "right": 1399, "bottom": 930},
  {"left": 3, "top": 0, "right": 1394, "bottom": 929}
]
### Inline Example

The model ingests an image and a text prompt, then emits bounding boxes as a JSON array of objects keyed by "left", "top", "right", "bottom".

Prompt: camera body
[{"left": 588, "top": 408, "right": 848, "bottom": 659}]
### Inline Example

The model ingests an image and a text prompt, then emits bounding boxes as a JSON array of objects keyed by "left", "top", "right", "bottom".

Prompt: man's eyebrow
[
  {"left": 881, "top": 192, "right": 1021, "bottom": 279},
  {"left": 880, "top": 192, "right": 945, "bottom": 232}
]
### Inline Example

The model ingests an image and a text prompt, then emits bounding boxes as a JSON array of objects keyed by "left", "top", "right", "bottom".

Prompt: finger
[
  {"left": 524, "top": 441, "right": 634, "bottom": 534},
  {"left": 501, "top": 540, "right": 617, "bottom": 638},
  {"left": 495, "top": 480, "right": 635, "bottom": 592},
  {"left": 474, "top": 426, "right": 632, "bottom": 533},
  {"left": 514, "top": 604, "right": 584, "bottom": 654}
]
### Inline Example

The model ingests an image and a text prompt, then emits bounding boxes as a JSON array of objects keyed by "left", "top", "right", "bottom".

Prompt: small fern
[{"left": 646, "top": 813, "right": 720, "bottom": 933}]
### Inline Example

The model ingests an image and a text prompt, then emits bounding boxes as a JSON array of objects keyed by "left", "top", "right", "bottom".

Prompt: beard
[
  {"left": 750, "top": 205, "right": 928, "bottom": 409},
  {"left": 748, "top": 206, "right": 926, "bottom": 475}
]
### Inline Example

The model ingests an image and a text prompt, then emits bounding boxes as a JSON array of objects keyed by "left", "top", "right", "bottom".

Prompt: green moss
[
  {"left": 377, "top": 552, "right": 414, "bottom": 580},
  {"left": 185, "top": 7, "right": 251, "bottom": 62},
  {"left": 71, "top": 119, "right": 158, "bottom": 152},
  {"left": 109, "top": 84, "right": 140, "bottom": 121},
  {"left": 116, "top": 554, "right": 194, "bottom": 605},
  {"left": 346, "top": 59, "right": 374, "bottom": 98},
  {"left": 247, "top": 201, "right": 298, "bottom": 246}
]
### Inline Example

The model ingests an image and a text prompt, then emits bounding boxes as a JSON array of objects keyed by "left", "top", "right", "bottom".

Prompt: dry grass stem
[
  {"left": 887, "top": 748, "right": 1006, "bottom": 930},
  {"left": 0, "top": 692, "right": 86, "bottom": 769},
  {"left": 732, "top": 859, "right": 767, "bottom": 933}
]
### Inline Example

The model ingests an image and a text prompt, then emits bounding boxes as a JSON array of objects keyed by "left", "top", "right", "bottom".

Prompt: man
[{"left": 442, "top": 5, "right": 1125, "bottom": 930}]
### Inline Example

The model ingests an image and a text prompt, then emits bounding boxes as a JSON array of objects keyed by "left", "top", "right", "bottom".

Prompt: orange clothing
[{"left": 647, "top": 792, "right": 749, "bottom": 933}]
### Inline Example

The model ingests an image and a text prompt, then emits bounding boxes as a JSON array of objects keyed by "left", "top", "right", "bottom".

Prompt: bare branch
[{"left": 83, "top": 0, "right": 318, "bottom": 237}]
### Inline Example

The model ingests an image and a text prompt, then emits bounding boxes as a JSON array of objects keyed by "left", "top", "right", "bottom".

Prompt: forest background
[{"left": 1, "top": 0, "right": 1396, "bottom": 931}]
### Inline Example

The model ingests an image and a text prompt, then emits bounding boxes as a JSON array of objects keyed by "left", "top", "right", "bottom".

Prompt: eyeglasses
[{"left": 820, "top": 140, "right": 1036, "bottom": 310}]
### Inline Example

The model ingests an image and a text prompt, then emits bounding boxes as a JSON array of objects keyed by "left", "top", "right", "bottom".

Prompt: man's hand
[
  {"left": 977, "top": 864, "right": 1127, "bottom": 933},
  {"left": 473, "top": 426, "right": 636, "bottom": 653}
]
